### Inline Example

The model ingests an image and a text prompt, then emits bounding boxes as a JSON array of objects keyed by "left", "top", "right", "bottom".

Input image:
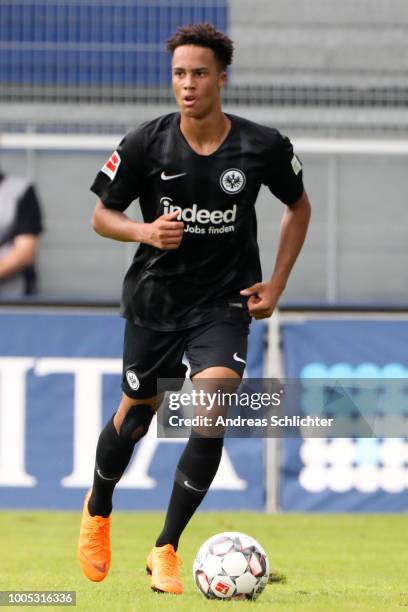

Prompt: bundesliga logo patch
[
  {"left": 101, "top": 151, "right": 121, "bottom": 180},
  {"left": 291, "top": 155, "right": 302, "bottom": 176},
  {"left": 214, "top": 581, "right": 231, "bottom": 595}
]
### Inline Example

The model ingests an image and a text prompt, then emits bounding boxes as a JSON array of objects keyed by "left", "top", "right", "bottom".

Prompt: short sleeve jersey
[{"left": 91, "top": 113, "right": 303, "bottom": 331}]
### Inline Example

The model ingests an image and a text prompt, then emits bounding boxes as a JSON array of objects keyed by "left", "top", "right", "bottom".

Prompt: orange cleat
[
  {"left": 77, "top": 490, "right": 111, "bottom": 582},
  {"left": 146, "top": 544, "right": 183, "bottom": 594}
]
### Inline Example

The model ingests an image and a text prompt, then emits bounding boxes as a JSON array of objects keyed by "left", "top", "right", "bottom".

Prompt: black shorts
[{"left": 122, "top": 309, "right": 250, "bottom": 399}]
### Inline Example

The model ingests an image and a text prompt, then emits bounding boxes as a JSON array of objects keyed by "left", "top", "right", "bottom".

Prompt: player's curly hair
[{"left": 166, "top": 23, "right": 234, "bottom": 69}]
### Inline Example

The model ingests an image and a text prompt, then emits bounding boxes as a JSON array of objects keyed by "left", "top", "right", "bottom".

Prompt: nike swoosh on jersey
[
  {"left": 233, "top": 352, "right": 246, "bottom": 365},
  {"left": 184, "top": 480, "right": 207, "bottom": 493},
  {"left": 161, "top": 171, "right": 187, "bottom": 181},
  {"left": 80, "top": 551, "right": 107, "bottom": 575}
]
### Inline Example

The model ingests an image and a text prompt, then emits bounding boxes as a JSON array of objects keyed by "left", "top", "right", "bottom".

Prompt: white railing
[
  {"left": 3, "top": 133, "right": 408, "bottom": 154},
  {"left": 1, "top": 133, "right": 407, "bottom": 302}
]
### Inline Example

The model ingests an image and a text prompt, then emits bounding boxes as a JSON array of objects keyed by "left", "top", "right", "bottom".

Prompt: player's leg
[
  {"left": 155, "top": 366, "right": 239, "bottom": 551},
  {"left": 78, "top": 390, "right": 159, "bottom": 582},
  {"left": 148, "top": 365, "right": 240, "bottom": 595},
  {"left": 79, "top": 319, "right": 184, "bottom": 582},
  {"left": 149, "top": 315, "right": 249, "bottom": 593},
  {"left": 87, "top": 392, "right": 159, "bottom": 518}
]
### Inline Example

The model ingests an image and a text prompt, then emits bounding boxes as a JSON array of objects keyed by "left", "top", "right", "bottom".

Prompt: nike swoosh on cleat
[
  {"left": 80, "top": 551, "right": 107, "bottom": 574},
  {"left": 161, "top": 171, "right": 187, "bottom": 181},
  {"left": 184, "top": 480, "right": 207, "bottom": 493},
  {"left": 233, "top": 352, "right": 246, "bottom": 364}
]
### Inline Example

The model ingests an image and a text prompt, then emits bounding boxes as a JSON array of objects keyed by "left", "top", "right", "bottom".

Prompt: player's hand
[
  {"left": 240, "top": 282, "right": 279, "bottom": 319},
  {"left": 142, "top": 211, "right": 184, "bottom": 250}
]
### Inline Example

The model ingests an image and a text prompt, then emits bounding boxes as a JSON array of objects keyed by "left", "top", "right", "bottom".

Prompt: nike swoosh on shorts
[{"left": 233, "top": 352, "right": 246, "bottom": 364}]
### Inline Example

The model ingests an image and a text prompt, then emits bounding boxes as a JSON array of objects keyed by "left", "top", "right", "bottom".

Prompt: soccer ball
[{"left": 193, "top": 531, "right": 270, "bottom": 600}]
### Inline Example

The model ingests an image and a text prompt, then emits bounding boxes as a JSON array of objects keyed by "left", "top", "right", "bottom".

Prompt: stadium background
[{"left": 1, "top": 0, "right": 408, "bottom": 515}]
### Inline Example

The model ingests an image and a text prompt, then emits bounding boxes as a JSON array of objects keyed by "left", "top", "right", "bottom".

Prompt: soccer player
[{"left": 78, "top": 23, "right": 311, "bottom": 594}]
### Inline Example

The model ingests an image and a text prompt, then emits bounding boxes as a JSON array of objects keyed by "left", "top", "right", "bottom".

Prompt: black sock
[
  {"left": 87, "top": 416, "right": 136, "bottom": 517},
  {"left": 88, "top": 404, "right": 154, "bottom": 516},
  {"left": 156, "top": 434, "right": 224, "bottom": 550}
]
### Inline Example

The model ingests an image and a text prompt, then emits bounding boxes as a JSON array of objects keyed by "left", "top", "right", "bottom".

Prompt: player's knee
[{"left": 119, "top": 404, "right": 154, "bottom": 442}]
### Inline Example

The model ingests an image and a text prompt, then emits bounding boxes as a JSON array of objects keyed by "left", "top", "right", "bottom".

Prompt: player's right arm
[
  {"left": 90, "top": 130, "right": 184, "bottom": 250},
  {"left": 92, "top": 199, "right": 184, "bottom": 250}
]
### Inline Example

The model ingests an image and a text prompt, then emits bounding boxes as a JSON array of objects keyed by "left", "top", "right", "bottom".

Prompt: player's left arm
[{"left": 240, "top": 190, "right": 311, "bottom": 319}]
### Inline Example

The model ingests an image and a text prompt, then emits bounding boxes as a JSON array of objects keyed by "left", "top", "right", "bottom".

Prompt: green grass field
[{"left": 0, "top": 511, "right": 407, "bottom": 611}]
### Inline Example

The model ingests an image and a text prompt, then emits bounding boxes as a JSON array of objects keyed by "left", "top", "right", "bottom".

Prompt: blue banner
[
  {"left": 0, "top": 312, "right": 264, "bottom": 510},
  {"left": 281, "top": 319, "right": 408, "bottom": 512}
]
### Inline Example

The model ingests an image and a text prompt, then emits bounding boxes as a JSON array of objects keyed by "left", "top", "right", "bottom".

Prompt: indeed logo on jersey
[{"left": 161, "top": 197, "right": 236, "bottom": 235}]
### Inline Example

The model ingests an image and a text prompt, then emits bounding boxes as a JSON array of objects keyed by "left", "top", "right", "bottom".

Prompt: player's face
[{"left": 171, "top": 45, "right": 226, "bottom": 119}]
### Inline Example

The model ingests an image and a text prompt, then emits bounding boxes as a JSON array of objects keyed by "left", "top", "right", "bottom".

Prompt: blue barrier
[
  {"left": 0, "top": 2, "right": 228, "bottom": 86},
  {"left": 0, "top": 311, "right": 264, "bottom": 510},
  {"left": 281, "top": 320, "right": 408, "bottom": 512}
]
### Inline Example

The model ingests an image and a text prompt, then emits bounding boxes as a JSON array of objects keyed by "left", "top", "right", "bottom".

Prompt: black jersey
[{"left": 91, "top": 113, "right": 303, "bottom": 331}]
